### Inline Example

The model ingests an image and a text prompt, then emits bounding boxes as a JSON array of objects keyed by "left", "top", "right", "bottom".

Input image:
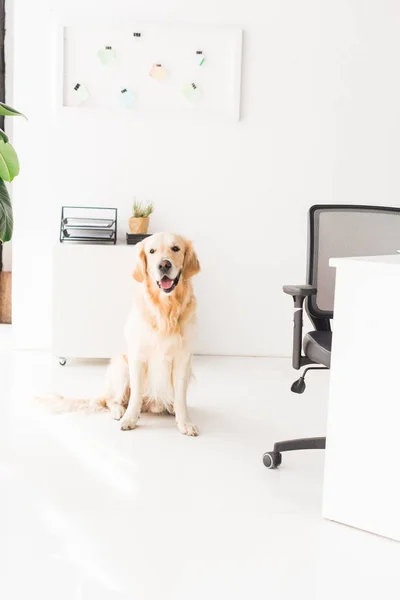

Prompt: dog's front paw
[
  {"left": 177, "top": 422, "right": 199, "bottom": 437},
  {"left": 110, "top": 404, "right": 126, "bottom": 421},
  {"left": 120, "top": 415, "right": 138, "bottom": 431}
]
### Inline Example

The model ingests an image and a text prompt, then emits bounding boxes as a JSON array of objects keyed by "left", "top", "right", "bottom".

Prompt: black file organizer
[{"left": 60, "top": 206, "right": 118, "bottom": 244}]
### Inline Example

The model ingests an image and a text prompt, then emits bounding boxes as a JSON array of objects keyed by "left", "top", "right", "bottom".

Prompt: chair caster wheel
[
  {"left": 263, "top": 451, "right": 282, "bottom": 469},
  {"left": 59, "top": 358, "right": 67, "bottom": 366},
  {"left": 291, "top": 377, "right": 306, "bottom": 394}
]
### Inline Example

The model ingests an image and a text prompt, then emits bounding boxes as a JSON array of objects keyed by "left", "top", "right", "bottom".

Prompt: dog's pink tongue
[{"left": 160, "top": 277, "right": 174, "bottom": 290}]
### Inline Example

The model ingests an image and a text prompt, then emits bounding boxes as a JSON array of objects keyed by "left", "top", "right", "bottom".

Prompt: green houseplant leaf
[
  {"left": 0, "top": 102, "right": 26, "bottom": 118},
  {"left": 0, "top": 102, "right": 25, "bottom": 243},
  {"left": 0, "top": 140, "right": 20, "bottom": 182},
  {"left": 0, "top": 179, "right": 13, "bottom": 242}
]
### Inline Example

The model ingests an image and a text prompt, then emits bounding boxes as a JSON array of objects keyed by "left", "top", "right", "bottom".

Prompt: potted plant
[
  {"left": 0, "top": 101, "right": 25, "bottom": 323},
  {"left": 0, "top": 102, "right": 25, "bottom": 243},
  {"left": 129, "top": 199, "right": 154, "bottom": 234}
]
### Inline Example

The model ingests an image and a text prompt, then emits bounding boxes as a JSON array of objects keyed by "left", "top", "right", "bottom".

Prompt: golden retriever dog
[{"left": 40, "top": 233, "right": 201, "bottom": 436}]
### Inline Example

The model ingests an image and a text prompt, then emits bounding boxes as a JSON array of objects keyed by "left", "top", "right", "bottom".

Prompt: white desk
[{"left": 323, "top": 254, "right": 400, "bottom": 541}]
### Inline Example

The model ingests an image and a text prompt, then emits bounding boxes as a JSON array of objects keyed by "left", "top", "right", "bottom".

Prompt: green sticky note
[
  {"left": 183, "top": 82, "right": 201, "bottom": 102},
  {"left": 97, "top": 46, "right": 117, "bottom": 65},
  {"left": 73, "top": 83, "right": 90, "bottom": 105}
]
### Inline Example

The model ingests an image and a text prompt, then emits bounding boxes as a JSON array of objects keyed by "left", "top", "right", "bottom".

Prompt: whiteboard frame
[{"left": 54, "top": 17, "right": 243, "bottom": 122}]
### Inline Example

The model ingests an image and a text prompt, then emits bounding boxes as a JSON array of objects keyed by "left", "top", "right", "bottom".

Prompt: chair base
[
  {"left": 263, "top": 436, "right": 326, "bottom": 469},
  {"left": 291, "top": 366, "right": 329, "bottom": 394}
]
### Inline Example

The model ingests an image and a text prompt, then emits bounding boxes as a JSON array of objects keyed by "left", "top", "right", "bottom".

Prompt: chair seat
[{"left": 303, "top": 331, "right": 332, "bottom": 367}]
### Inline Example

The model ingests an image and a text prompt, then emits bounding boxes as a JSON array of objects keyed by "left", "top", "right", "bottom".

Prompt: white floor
[{"left": 0, "top": 327, "right": 399, "bottom": 600}]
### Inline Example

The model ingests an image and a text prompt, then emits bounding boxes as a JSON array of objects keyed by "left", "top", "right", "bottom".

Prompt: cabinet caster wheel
[
  {"left": 263, "top": 451, "right": 282, "bottom": 469},
  {"left": 59, "top": 358, "right": 67, "bottom": 366}
]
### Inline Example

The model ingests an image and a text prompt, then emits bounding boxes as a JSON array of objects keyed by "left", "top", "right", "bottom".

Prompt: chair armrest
[
  {"left": 283, "top": 284, "right": 316, "bottom": 370},
  {"left": 283, "top": 284, "right": 317, "bottom": 297}
]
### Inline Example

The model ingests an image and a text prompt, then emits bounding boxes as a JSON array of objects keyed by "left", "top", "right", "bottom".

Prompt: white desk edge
[{"left": 329, "top": 254, "right": 400, "bottom": 272}]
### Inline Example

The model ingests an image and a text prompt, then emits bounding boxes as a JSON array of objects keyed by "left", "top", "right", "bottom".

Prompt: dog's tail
[{"left": 35, "top": 393, "right": 109, "bottom": 415}]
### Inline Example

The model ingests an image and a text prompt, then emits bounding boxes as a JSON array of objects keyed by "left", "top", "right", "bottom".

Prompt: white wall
[{"left": 10, "top": 0, "right": 400, "bottom": 355}]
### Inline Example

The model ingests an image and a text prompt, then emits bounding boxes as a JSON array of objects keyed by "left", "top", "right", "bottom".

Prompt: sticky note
[
  {"left": 72, "top": 83, "right": 90, "bottom": 105},
  {"left": 149, "top": 64, "right": 168, "bottom": 82},
  {"left": 120, "top": 88, "right": 136, "bottom": 108},
  {"left": 195, "top": 51, "right": 205, "bottom": 67},
  {"left": 97, "top": 46, "right": 116, "bottom": 65},
  {"left": 182, "top": 82, "right": 201, "bottom": 102}
]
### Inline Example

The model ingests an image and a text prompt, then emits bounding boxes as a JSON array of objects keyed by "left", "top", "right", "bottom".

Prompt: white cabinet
[{"left": 52, "top": 244, "right": 137, "bottom": 360}]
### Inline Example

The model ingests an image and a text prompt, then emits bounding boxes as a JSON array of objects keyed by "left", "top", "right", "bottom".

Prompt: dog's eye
[
  {"left": 149, "top": 249, "right": 155, "bottom": 254},
  {"left": 171, "top": 246, "right": 180, "bottom": 252}
]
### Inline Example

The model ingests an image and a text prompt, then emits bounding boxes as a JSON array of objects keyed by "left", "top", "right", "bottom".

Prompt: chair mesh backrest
[{"left": 307, "top": 205, "right": 400, "bottom": 320}]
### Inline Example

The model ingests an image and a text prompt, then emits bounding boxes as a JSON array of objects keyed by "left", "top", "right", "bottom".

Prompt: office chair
[{"left": 263, "top": 204, "right": 400, "bottom": 469}]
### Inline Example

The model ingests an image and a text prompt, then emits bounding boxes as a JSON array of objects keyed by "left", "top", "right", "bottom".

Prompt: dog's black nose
[{"left": 159, "top": 259, "right": 172, "bottom": 273}]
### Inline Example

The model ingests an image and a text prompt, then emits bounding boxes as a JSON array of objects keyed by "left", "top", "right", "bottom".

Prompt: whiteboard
[{"left": 59, "top": 23, "right": 242, "bottom": 121}]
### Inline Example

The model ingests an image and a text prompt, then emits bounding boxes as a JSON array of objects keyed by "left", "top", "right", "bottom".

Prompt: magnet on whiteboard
[
  {"left": 97, "top": 46, "right": 117, "bottom": 65},
  {"left": 120, "top": 88, "right": 136, "bottom": 108},
  {"left": 73, "top": 83, "right": 90, "bottom": 105},
  {"left": 133, "top": 32, "right": 142, "bottom": 38},
  {"left": 149, "top": 64, "right": 168, "bottom": 82},
  {"left": 182, "top": 82, "right": 202, "bottom": 102}
]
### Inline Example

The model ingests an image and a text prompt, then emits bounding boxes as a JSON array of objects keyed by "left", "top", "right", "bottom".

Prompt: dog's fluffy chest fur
[
  {"left": 143, "top": 350, "right": 176, "bottom": 413},
  {"left": 144, "top": 329, "right": 180, "bottom": 404},
  {"left": 125, "top": 299, "right": 196, "bottom": 414}
]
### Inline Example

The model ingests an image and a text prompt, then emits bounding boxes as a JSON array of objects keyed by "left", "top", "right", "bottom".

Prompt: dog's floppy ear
[
  {"left": 183, "top": 241, "right": 200, "bottom": 279},
  {"left": 132, "top": 241, "right": 147, "bottom": 283}
]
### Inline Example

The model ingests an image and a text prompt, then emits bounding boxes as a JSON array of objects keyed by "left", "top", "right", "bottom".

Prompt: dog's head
[{"left": 133, "top": 233, "right": 200, "bottom": 294}]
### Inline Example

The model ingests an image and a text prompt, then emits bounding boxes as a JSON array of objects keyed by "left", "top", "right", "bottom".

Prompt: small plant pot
[{"left": 129, "top": 217, "right": 150, "bottom": 234}]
